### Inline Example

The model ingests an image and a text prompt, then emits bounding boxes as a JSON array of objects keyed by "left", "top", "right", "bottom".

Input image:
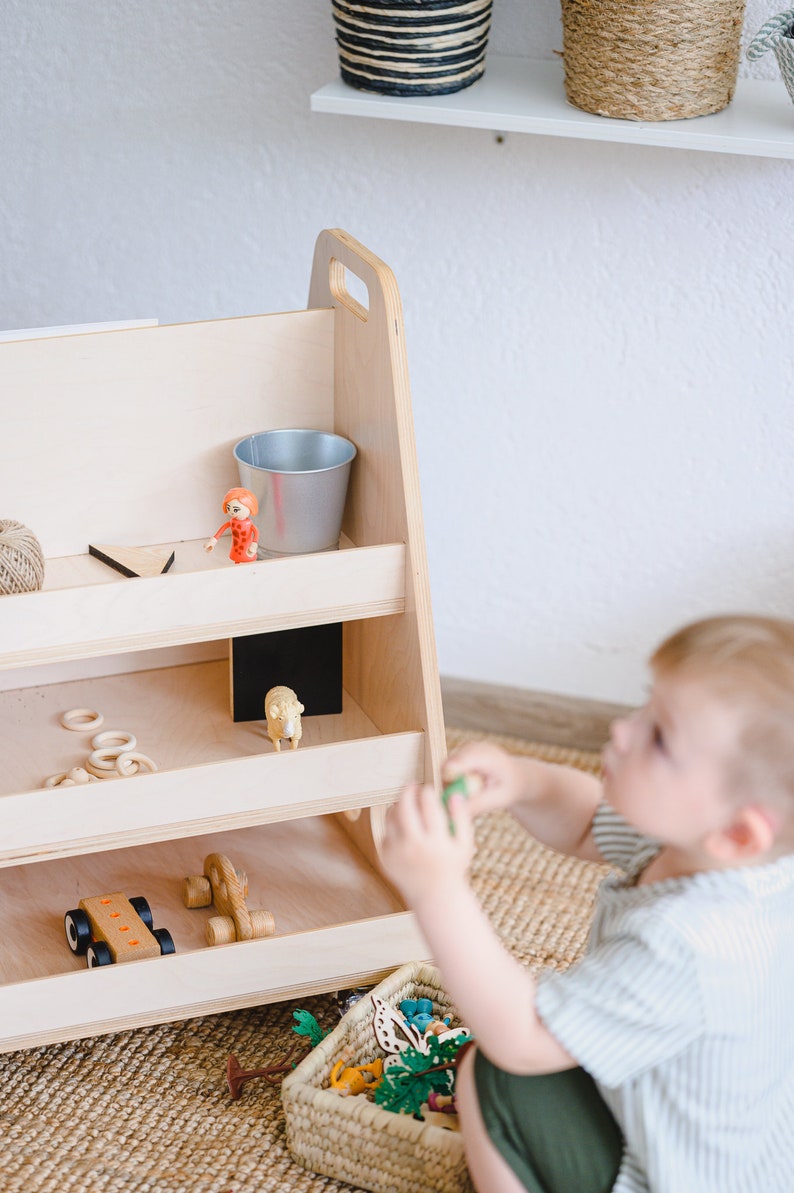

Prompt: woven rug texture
[{"left": 0, "top": 730, "right": 606, "bottom": 1193}]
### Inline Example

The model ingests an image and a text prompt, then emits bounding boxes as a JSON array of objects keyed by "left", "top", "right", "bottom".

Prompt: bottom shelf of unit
[{"left": 0, "top": 818, "right": 429, "bottom": 1054}]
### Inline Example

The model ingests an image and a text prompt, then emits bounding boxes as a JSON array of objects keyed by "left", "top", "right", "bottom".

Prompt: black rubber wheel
[
  {"left": 64, "top": 909, "right": 92, "bottom": 955},
  {"left": 152, "top": 927, "right": 176, "bottom": 956},
  {"left": 128, "top": 896, "right": 153, "bottom": 929},
  {"left": 86, "top": 940, "right": 113, "bottom": 968}
]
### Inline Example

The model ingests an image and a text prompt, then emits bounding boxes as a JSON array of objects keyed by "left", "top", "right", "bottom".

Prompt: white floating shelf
[{"left": 311, "top": 55, "right": 794, "bottom": 160}]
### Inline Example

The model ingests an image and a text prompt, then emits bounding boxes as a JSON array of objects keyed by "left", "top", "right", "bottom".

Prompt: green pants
[{"left": 474, "top": 1050, "right": 624, "bottom": 1193}]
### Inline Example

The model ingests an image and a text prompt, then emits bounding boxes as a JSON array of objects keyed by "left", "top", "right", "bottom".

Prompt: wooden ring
[
  {"left": 91, "top": 729, "right": 137, "bottom": 751},
  {"left": 85, "top": 761, "right": 119, "bottom": 780},
  {"left": 88, "top": 746, "right": 126, "bottom": 771},
  {"left": 61, "top": 708, "right": 104, "bottom": 732},
  {"left": 115, "top": 751, "right": 157, "bottom": 777}
]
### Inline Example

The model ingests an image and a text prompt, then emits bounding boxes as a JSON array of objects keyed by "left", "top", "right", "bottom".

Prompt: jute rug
[{"left": 0, "top": 731, "right": 607, "bottom": 1193}]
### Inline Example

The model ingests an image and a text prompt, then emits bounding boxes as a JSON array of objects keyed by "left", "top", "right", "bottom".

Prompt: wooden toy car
[
  {"left": 182, "top": 852, "right": 276, "bottom": 946},
  {"left": 64, "top": 892, "right": 175, "bottom": 968}
]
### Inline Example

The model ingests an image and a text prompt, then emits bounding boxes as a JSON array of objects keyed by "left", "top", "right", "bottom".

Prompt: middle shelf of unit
[
  {"left": 0, "top": 656, "right": 425, "bottom": 866},
  {"left": 0, "top": 537, "right": 406, "bottom": 670}
]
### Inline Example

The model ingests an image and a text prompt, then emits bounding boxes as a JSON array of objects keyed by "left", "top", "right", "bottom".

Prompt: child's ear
[{"left": 706, "top": 806, "right": 777, "bottom": 862}]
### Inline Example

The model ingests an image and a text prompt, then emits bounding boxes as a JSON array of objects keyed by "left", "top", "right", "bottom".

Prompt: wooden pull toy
[
  {"left": 182, "top": 852, "right": 276, "bottom": 946},
  {"left": 64, "top": 891, "right": 175, "bottom": 968},
  {"left": 329, "top": 1057, "right": 383, "bottom": 1096}
]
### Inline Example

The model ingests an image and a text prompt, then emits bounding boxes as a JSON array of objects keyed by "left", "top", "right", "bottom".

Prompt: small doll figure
[{"left": 205, "top": 488, "right": 259, "bottom": 563}]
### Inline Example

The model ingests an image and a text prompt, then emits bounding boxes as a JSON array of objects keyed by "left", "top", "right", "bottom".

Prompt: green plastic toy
[{"left": 441, "top": 773, "right": 478, "bottom": 834}]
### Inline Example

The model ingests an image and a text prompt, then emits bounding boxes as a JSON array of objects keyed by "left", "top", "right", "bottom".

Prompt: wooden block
[
  {"left": 79, "top": 893, "right": 161, "bottom": 962},
  {"left": 89, "top": 543, "right": 175, "bottom": 579},
  {"left": 230, "top": 624, "right": 343, "bottom": 722}
]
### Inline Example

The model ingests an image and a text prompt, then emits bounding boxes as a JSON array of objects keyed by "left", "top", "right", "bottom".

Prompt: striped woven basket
[
  {"left": 561, "top": 0, "right": 747, "bottom": 121},
  {"left": 282, "top": 961, "right": 473, "bottom": 1193},
  {"left": 747, "top": 8, "right": 794, "bottom": 106},
  {"left": 332, "top": 0, "right": 492, "bottom": 97}
]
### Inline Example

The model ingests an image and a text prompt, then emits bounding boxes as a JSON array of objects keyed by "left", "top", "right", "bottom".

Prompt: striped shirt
[{"left": 535, "top": 803, "right": 794, "bottom": 1192}]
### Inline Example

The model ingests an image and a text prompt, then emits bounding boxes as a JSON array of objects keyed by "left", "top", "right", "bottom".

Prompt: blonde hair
[{"left": 652, "top": 615, "right": 794, "bottom": 824}]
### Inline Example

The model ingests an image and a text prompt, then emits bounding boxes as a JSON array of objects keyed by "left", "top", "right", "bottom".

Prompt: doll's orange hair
[{"left": 222, "top": 487, "right": 259, "bottom": 516}]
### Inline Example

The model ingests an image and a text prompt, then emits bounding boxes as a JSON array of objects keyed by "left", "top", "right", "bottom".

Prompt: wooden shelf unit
[
  {"left": 311, "top": 56, "right": 794, "bottom": 160},
  {"left": 0, "top": 229, "right": 444, "bottom": 1054}
]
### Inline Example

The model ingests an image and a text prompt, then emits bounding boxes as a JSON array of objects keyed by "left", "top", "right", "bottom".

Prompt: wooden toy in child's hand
[
  {"left": 182, "top": 852, "right": 276, "bottom": 946},
  {"left": 264, "top": 685, "right": 304, "bottom": 751},
  {"left": 329, "top": 1057, "right": 383, "bottom": 1096},
  {"left": 64, "top": 892, "right": 175, "bottom": 968},
  {"left": 204, "top": 487, "right": 259, "bottom": 563}
]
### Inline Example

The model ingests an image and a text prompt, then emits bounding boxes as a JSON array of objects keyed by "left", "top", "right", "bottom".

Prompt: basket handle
[{"left": 747, "top": 8, "right": 794, "bottom": 59}]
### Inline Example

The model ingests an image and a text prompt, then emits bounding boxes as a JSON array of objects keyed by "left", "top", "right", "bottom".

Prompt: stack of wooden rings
[{"left": 44, "top": 708, "right": 158, "bottom": 787}]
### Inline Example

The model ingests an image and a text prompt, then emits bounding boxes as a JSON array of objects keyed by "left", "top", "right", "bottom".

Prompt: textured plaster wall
[{"left": 2, "top": 0, "right": 793, "bottom": 706}]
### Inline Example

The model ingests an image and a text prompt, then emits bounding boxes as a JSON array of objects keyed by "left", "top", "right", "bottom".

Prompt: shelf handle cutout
[{"left": 329, "top": 258, "right": 370, "bottom": 322}]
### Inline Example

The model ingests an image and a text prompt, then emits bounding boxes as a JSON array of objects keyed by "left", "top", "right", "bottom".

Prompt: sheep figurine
[{"left": 264, "top": 685, "right": 304, "bottom": 751}]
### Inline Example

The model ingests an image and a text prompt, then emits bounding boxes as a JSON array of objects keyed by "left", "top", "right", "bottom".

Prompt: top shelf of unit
[
  {"left": 311, "top": 56, "right": 794, "bottom": 160},
  {"left": 0, "top": 537, "right": 406, "bottom": 672}
]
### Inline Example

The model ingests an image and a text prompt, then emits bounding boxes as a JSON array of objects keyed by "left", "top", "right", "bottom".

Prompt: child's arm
[
  {"left": 443, "top": 740, "right": 605, "bottom": 863},
  {"left": 380, "top": 782, "right": 578, "bottom": 1075}
]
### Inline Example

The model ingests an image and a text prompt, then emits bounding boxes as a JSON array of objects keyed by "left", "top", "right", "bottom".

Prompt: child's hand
[
  {"left": 442, "top": 741, "right": 528, "bottom": 818},
  {"left": 380, "top": 781, "right": 475, "bottom": 908}
]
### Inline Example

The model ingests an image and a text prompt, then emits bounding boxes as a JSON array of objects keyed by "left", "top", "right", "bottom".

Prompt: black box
[{"left": 230, "top": 624, "right": 343, "bottom": 722}]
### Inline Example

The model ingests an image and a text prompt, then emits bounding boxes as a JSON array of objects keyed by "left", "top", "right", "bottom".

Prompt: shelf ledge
[
  {"left": 0, "top": 731, "right": 424, "bottom": 865},
  {"left": 0, "top": 539, "right": 406, "bottom": 671},
  {"left": 311, "top": 56, "right": 794, "bottom": 160},
  {"left": 0, "top": 914, "right": 428, "bottom": 1054}
]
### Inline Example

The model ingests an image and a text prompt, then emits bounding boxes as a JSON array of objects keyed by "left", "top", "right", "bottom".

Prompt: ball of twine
[{"left": 0, "top": 520, "right": 45, "bottom": 595}]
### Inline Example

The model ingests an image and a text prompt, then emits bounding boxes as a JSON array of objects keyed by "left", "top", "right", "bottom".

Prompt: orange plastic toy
[
  {"left": 329, "top": 1057, "right": 384, "bottom": 1096},
  {"left": 204, "top": 487, "right": 259, "bottom": 563}
]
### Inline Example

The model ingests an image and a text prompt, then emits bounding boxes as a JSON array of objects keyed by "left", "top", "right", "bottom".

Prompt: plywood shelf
[
  {"left": 0, "top": 537, "right": 406, "bottom": 671},
  {"left": 0, "top": 818, "right": 428, "bottom": 1053},
  {"left": 311, "top": 56, "right": 794, "bottom": 160},
  {"left": 0, "top": 659, "right": 424, "bottom": 865}
]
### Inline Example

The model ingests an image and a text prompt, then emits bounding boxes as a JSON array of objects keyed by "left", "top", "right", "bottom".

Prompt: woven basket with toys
[{"left": 281, "top": 961, "right": 473, "bottom": 1193}]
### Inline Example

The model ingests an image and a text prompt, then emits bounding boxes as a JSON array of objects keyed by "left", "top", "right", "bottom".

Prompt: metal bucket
[{"left": 234, "top": 429, "right": 357, "bottom": 557}]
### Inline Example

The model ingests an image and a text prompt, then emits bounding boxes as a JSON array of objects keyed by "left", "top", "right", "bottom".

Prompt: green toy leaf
[
  {"left": 291, "top": 1009, "right": 330, "bottom": 1048},
  {"left": 374, "top": 1034, "right": 468, "bottom": 1116}
]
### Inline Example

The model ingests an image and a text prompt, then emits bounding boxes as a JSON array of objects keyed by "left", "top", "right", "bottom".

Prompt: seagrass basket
[
  {"left": 282, "top": 961, "right": 474, "bottom": 1193},
  {"left": 332, "top": 0, "right": 492, "bottom": 97},
  {"left": 747, "top": 7, "right": 794, "bottom": 106},
  {"left": 561, "top": 0, "right": 747, "bottom": 120}
]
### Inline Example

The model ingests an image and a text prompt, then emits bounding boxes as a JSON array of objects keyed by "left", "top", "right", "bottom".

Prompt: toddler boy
[{"left": 381, "top": 615, "right": 794, "bottom": 1192}]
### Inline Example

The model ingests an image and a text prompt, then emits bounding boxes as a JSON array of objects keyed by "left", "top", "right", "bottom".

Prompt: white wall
[{"left": 2, "top": 0, "right": 793, "bottom": 706}]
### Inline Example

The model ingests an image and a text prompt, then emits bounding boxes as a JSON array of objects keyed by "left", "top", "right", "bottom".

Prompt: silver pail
[{"left": 234, "top": 428, "right": 357, "bottom": 557}]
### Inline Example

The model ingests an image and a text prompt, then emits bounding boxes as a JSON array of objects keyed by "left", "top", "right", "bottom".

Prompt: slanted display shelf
[
  {"left": 311, "top": 55, "right": 794, "bottom": 161},
  {"left": 0, "top": 229, "right": 445, "bottom": 1054}
]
